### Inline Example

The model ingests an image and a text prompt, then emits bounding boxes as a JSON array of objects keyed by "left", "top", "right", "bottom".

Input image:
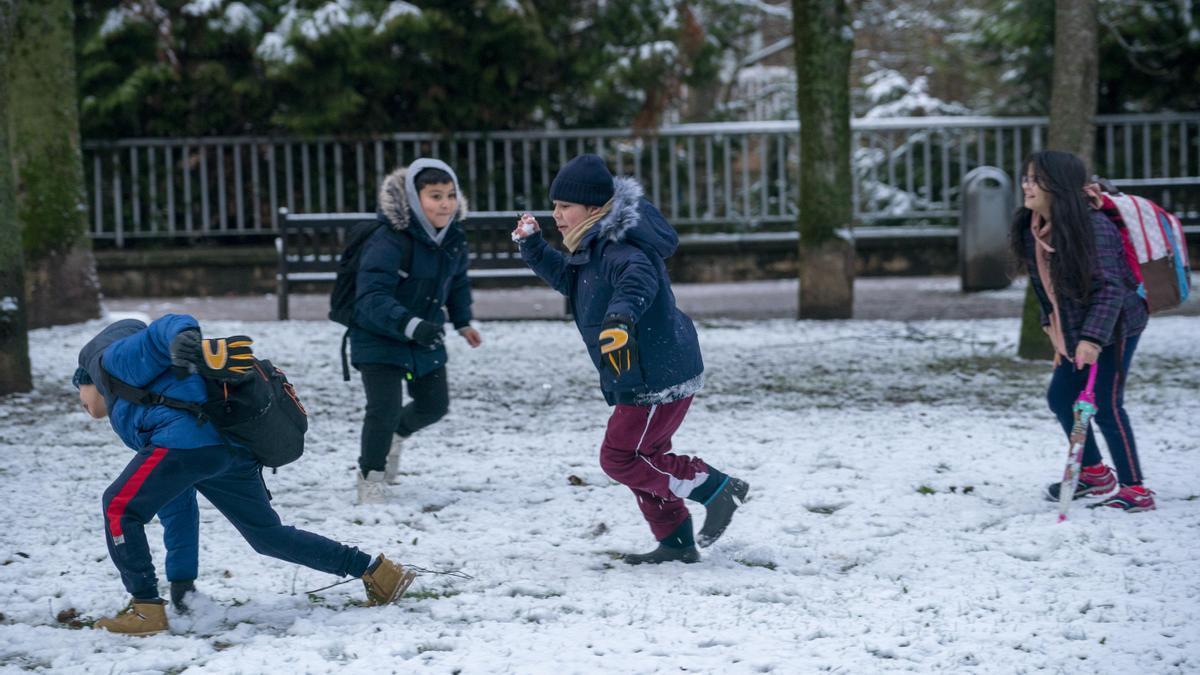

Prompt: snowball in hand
[{"left": 511, "top": 213, "right": 538, "bottom": 242}]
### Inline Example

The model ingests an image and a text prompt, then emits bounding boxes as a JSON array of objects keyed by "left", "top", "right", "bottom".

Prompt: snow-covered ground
[{"left": 0, "top": 314, "right": 1197, "bottom": 673}]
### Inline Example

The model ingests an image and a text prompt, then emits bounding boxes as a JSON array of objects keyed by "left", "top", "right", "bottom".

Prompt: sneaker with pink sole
[
  {"left": 1091, "top": 485, "right": 1156, "bottom": 512},
  {"left": 1043, "top": 463, "right": 1116, "bottom": 502}
]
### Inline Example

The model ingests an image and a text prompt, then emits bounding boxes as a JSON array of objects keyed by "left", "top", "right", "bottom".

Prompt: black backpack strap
[
  {"left": 399, "top": 227, "right": 414, "bottom": 277},
  {"left": 97, "top": 364, "right": 209, "bottom": 423},
  {"left": 340, "top": 328, "right": 351, "bottom": 382}
]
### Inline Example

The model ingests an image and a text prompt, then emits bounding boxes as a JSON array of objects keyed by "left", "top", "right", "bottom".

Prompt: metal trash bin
[{"left": 959, "top": 166, "right": 1014, "bottom": 292}]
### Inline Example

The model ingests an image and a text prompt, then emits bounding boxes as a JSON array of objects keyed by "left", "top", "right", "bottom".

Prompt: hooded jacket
[
  {"left": 350, "top": 161, "right": 473, "bottom": 376},
  {"left": 79, "top": 314, "right": 225, "bottom": 451},
  {"left": 519, "top": 177, "right": 704, "bottom": 405}
]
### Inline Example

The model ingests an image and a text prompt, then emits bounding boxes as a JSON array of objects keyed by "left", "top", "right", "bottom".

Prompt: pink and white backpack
[{"left": 1087, "top": 182, "right": 1192, "bottom": 313}]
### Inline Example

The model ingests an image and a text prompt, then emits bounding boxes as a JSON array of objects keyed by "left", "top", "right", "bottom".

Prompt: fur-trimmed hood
[
  {"left": 592, "top": 176, "right": 678, "bottom": 259},
  {"left": 376, "top": 161, "right": 469, "bottom": 234}
]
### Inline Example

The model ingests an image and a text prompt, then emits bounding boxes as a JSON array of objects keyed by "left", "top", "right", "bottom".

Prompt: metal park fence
[{"left": 83, "top": 113, "right": 1200, "bottom": 246}]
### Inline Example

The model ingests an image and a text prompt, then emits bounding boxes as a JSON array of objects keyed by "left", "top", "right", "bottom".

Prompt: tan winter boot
[
  {"left": 361, "top": 554, "right": 417, "bottom": 606},
  {"left": 94, "top": 598, "right": 169, "bottom": 636}
]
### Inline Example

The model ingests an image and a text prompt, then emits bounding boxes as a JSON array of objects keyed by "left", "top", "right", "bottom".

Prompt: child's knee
[
  {"left": 1092, "top": 404, "right": 1122, "bottom": 425},
  {"left": 427, "top": 401, "right": 449, "bottom": 422},
  {"left": 363, "top": 405, "right": 402, "bottom": 429},
  {"left": 1046, "top": 390, "right": 1070, "bottom": 416},
  {"left": 598, "top": 445, "right": 634, "bottom": 478},
  {"left": 599, "top": 455, "right": 620, "bottom": 480},
  {"left": 101, "top": 482, "right": 121, "bottom": 512},
  {"left": 414, "top": 399, "right": 448, "bottom": 426},
  {"left": 242, "top": 535, "right": 282, "bottom": 560}
]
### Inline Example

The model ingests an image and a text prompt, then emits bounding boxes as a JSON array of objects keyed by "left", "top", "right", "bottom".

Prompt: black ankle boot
[
  {"left": 170, "top": 580, "right": 196, "bottom": 613},
  {"left": 697, "top": 477, "right": 749, "bottom": 548},
  {"left": 623, "top": 517, "right": 700, "bottom": 565},
  {"left": 623, "top": 544, "right": 701, "bottom": 565}
]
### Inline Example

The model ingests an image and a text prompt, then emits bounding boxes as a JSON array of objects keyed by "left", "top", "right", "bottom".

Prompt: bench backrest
[
  {"left": 278, "top": 211, "right": 371, "bottom": 274},
  {"left": 277, "top": 208, "right": 556, "bottom": 272}
]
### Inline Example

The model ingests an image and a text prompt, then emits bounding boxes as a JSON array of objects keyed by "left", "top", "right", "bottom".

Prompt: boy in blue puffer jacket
[
  {"left": 513, "top": 154, "right": 749, "bottom": 565},
  {"left": 75, "top": 314, "right": 416, "bottom": 635},
  {"left": 73, "top": 320, "right": 202, "bottom": 613},
  {"left": 350, "top": 159, "right": 481, "bottom": 504}
]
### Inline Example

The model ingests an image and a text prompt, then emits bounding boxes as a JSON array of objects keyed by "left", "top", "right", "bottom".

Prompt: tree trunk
[
  {"left": 798, "top": 238, "right": 855, "bottom": 319},
  {"left": 792, "top": 0, "right": 854, "bottom": 319},
  {"left": 1047, "top": 0, "right": 1099, "bottom": 166},
  {"left": 0, "top": 0, "right": 31, "bottom": 394},
  {"left": 1017, "top": 285, "right": 1054, "bottom": 360},
  {"left": 1020, "top": 0, "right": 1098, "bottom": 359},
  {"left": 10, "top": 0, "right": 101, "bottom": 328}
]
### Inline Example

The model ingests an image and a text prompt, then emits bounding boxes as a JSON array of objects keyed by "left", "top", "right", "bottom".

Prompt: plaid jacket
[{"left": 1022, "top": 211, "right": 1149, "bottom": 354}]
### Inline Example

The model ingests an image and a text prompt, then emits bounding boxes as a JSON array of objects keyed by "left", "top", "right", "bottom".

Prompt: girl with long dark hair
[{"left": 1012, "top": 150, "right": 1153, "bottom": 511}]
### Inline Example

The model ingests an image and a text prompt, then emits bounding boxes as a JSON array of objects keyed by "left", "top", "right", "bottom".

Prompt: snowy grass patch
[{"left": 0, "top": 316, "right": 1197, "bottom": 672}]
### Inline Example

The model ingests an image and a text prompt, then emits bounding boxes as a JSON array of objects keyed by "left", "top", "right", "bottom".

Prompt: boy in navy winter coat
[
  {"left": 350, "top": 158, "right": 481, "bottom": 504},
  {"left": 513, "top": 154, "right": 749, "bottom": 564},
  {"left": 75, "top": 314, "right": 416, "bottom": 635}
]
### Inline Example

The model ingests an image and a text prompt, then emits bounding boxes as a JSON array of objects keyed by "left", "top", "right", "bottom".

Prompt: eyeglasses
[{"left": 1020, "top": 175, "right": 1041, "bottom": 187}]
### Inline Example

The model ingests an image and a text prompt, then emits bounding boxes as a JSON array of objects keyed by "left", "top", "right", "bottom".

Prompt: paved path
[{"left": 104, "top": 275, "right": 1200, "bottom": 322}]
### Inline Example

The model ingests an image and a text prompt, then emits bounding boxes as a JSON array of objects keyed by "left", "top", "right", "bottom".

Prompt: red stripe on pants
[
  {"left": 106, "top": 447, "right": 168, "bottom": 539},
  {"left": 1109, "top": 345, "right": 1139, "bottom": 484}
]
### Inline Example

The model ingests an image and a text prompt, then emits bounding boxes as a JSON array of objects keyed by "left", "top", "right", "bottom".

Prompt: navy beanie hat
[
  {"left": 549, "top": 154, "right": 614, "bottom": 206},
  {"left": 72, "top": 366, "right": 93, "bottom": 389}
]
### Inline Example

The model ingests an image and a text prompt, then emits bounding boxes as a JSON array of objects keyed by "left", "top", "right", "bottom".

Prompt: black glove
[
  {"left": 170, "top": 329, "right": 255, "bottom": 381},
  {"left": 599, "top": 314, "right": 637, "bottom": 378},
  {"left": 410, "top": 319, "right": 445, "bottom": 348}
]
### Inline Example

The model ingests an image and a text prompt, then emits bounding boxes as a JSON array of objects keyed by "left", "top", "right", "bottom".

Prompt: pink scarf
[{"left": 1031, "top": 212, "right": 1069, "bottom": 359}]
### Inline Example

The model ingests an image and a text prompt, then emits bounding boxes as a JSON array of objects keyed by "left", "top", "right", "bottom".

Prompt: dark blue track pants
[
  {"left": 157, "top": 487, "right": 199, "bottom": 583},
  {"left": 1047, "top": 335, "right": 1144, "bottom": 486},
  {"left": 103, "top": 445, "right": 371, "bottom": 599}
]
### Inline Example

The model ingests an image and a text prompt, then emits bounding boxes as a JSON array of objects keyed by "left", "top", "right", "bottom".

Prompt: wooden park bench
[{"left": 275, "top": 208, "right": 554, "bottom": 319}]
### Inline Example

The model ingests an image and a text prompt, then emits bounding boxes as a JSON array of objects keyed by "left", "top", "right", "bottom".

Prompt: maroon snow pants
[{"left": 599, "top": 396, "right": 710, "bottom": 540}]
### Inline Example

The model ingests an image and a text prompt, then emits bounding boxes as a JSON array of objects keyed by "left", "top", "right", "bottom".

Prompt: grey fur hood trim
[
  {"left": 376, "top": 162, "right": 469, "bottom": 233},
  {"left": 588, "top": 176, "right": 679, "bottom": 260},
  {"left": 596, "top": 176, "right": 644, "bottom": 242}
]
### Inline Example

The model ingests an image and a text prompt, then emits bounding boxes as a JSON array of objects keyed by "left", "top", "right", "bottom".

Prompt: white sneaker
[
  {"left": 356, "top": 470, "right": 390, "bottom": 505},
  {"left": 384, "top": 437, "right": 403, "bottom": 484}
]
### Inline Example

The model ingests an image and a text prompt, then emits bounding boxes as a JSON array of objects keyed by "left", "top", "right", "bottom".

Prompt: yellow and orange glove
[
  {"left": 599, "top": 315, "right": 638, "bottom": 378},
  {"left": 170, "top": 329, "right": 256, "bottom": 381}
]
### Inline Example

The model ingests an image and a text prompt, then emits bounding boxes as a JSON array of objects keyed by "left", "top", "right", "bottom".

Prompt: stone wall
[{"left": 96, "top": 247, "right": 279, "bottom": 297}]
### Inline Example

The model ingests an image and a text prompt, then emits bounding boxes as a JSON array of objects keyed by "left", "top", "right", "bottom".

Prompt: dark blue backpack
[{"left": 328, "top": 220, "right": 412, "bottom": 380}]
